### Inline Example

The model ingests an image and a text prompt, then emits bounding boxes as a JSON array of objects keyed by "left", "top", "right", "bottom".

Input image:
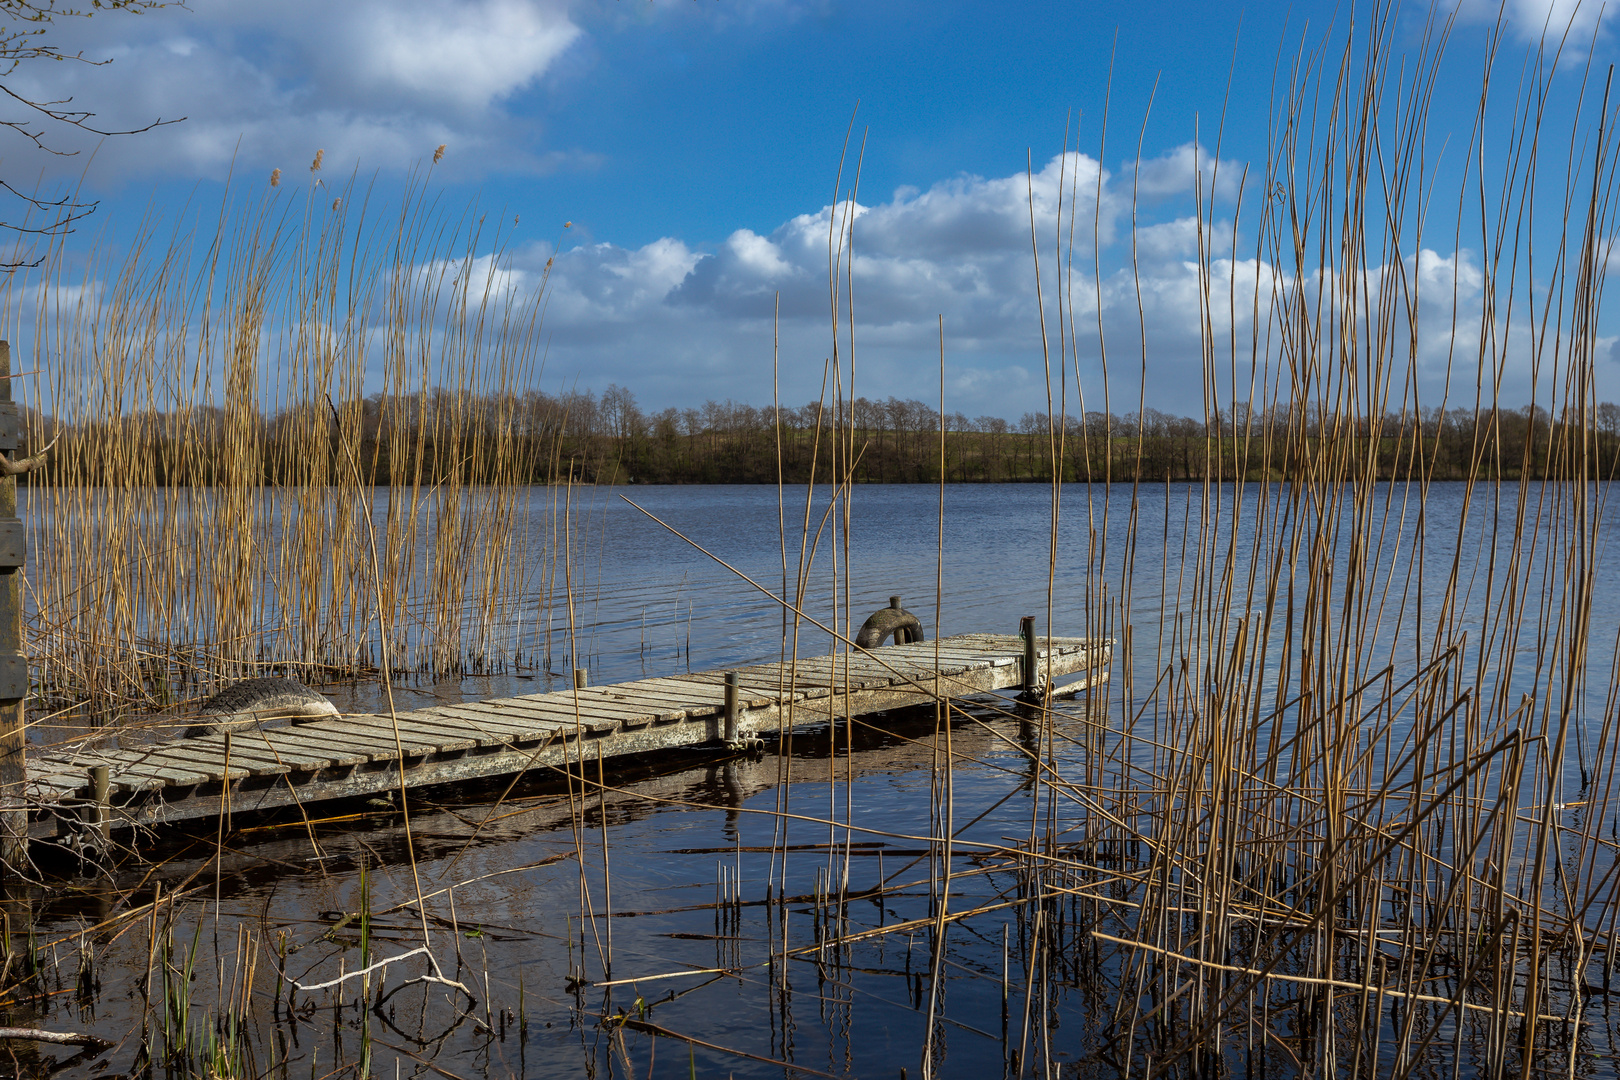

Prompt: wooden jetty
[{"left": 24, "top": 632, "right": 1110, "bottom": 844}]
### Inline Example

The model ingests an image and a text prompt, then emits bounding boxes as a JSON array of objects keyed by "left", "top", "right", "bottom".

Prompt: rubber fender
[
  {"left": 183, "top": 676, "right": 338, "bottom": 738},
  {"left": 854, "top": 598, "right": 926, "bottom": 649}
]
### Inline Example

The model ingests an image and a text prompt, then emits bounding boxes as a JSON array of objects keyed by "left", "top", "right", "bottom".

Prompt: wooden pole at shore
[{"left": 0, "top": 341, "right": 26, "bottom": 871}]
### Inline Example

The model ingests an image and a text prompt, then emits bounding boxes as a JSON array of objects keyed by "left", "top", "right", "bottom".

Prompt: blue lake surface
[{"left": 21, "top": 479, "right": 1620, "bottom": 1078}]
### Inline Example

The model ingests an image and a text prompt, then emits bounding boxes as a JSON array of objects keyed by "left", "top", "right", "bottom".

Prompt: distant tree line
[{"left": 26, "top": 387, "right": 1620, "bottom": 486}]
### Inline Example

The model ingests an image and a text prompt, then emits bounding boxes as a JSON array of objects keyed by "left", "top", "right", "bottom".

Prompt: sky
[{"left": 2, "top": 0, "right": 1617, "bottom": 420}]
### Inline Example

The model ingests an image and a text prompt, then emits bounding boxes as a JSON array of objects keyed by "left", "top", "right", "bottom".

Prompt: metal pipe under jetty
[{"left": 24, "top": 627, "right": 1111, "bottom": 845}]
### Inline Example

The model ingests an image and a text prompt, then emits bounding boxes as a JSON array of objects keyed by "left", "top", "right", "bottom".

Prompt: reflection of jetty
[{"left": 25, "top": 634, "right": 1109, "bottom": 842}]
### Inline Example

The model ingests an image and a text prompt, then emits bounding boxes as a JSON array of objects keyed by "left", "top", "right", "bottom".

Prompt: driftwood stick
[
  {"left": 288, "top": 946, "right": 431, "bottom": 991},
  {"left": 0, "top": 1026, "right": 111, "bottom": 1049},
  {"left": 286, "top": 945, "right": 475, "bottom": 1004}
]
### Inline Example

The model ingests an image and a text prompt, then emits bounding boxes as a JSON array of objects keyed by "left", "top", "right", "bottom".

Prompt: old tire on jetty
[
  {"left": 855, "top": 597, "right": 925, "bottom": 649},
  {"left": 183, "top": 677, "right": 338, "bottom": 738}
]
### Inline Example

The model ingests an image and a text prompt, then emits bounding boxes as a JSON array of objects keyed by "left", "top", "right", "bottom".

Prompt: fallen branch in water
[
  {"left": 285, "top": 945, "right": 476, "bottom": 1008},
  {"left": 0, "top": 1026, "right": 111, "bottom": 1050}
]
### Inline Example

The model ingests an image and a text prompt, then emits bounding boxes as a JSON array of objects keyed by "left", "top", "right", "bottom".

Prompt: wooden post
[
  {"left": 0, "top": 342, "right": 26, "bottom": 872},
  {"left": 1020, "top": 615, "right": 1037, "bottom": 695},
  {"left": 890, "top": 595, "right": 902, "bottom": 611},
  {"left": 89, "top": 766, "right": 109, "bottom": 843},
  {"left": 574, "top": 668, "right": 589, "bottom": 690},
  {"left": 724, "top": 672, "right": 739, "bottom": 743}
]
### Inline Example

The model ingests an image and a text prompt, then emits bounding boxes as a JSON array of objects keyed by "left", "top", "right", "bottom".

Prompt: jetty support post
[
  {"left": 1019, "top": 616, "right": 1038, "bottom": 695},
  {"left": 724, "top": 672, "right": 739, "bottom": 744},
  {"left": 0, "top": 341, "right": 26, "bottom": 873},
  {"left": 574, "top": 668, "right": 589, "bottom": 690},
  {"left": 88, "top": 766, "right": 109, "bottom": 844}
]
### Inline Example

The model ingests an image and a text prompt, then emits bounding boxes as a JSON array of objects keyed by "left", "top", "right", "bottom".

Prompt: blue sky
[{"left": 4, "top": 0, "right": 1616, "bottom": 419}]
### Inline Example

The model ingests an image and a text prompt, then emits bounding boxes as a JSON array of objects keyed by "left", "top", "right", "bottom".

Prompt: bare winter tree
[{"left": 0, "top": 0, "right": 183, "bottom": 268}]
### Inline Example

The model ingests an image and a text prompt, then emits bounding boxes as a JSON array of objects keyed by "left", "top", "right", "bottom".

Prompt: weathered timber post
[
  {"left": 0, "top": 342, "right": 26, "bottom": 871},
  {"left": 1019, "top": 615, "right": 1037, "bottom": 695},
  {"left": 88, "top": 766, "right": 110, "bottom": 844},
  {"left": 724, "top": 672, "right": 740, "bottom": 744},
  {"left": 574, "top": 668, "right": 589, "bottom": 690}
]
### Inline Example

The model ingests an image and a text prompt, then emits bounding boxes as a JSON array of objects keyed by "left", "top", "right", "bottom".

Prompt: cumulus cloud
[
  {"left": 1450, "top": 0, "right": 1614, "bottom": 46},
  {"left": 500, "top": 146, "right": 1273, "bottom": 413},
  {"left": 0, "top": 0, "right": 585, "bottom": 181},
  {"left": 501, "top": 143, "right": 1569, "bottom": 416}
]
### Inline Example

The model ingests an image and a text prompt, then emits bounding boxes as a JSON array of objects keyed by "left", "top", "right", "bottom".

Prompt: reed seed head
[
  {"left": 269, "top": 167, "right": 280, "bottom": 187},
  {"left": 310, "top": 149, "right": 324, "bottom": 173},
  {"left": 433, "top": 144, "right": 446, "bottom": 164}
]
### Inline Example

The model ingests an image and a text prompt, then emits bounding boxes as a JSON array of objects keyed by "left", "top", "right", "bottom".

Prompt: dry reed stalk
[{"left": 13, "top": 173, "right": 556, "bottom": 725}]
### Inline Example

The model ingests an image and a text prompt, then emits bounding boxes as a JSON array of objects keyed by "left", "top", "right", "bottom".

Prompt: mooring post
[
  {"left": 89, "top": 765, "right": 109, "bottom": 843},
  {"left": 574, "top": 668, "right": 589, "bottom": 690},
  {"left": 724, "top": 672, "right": 740, "bottom": 743},
  {"left": 222, "top": 730, "right": 233, "bottom": 834},
  {"left": 0, "top": 342, "right": 26, "bottom": 873},
  {"left": 1020, "top": 615, "right": 1037, "bottom": 695},
  {"left": 890, "top": 595, "right": 902, "bottom": 611}
]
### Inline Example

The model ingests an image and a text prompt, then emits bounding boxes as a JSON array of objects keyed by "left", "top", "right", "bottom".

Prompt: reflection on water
[{"left": 11, "top": 481, "right": 1620, "bottom": 1077}]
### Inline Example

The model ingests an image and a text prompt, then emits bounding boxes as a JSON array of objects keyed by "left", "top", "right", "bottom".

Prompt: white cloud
[
  {"left": 7, "top": 139, "right": 1589, "bottom": 420},
  {"left": 1450, "top": 0, "right": 1613, "bottom": 46},
  {"left": 0, "top": 0, "right": 584, "bottom": 181}
]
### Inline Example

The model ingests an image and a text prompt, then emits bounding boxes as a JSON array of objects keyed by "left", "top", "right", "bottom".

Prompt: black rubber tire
[
  {"left": 183, "top": 677, "right": 337, "bottom": 738},
  {"left": 855, "top": 604, "right": 926, "bottom": 648}
]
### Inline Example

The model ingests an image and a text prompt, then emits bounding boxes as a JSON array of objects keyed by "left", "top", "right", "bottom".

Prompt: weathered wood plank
[
  {"left": 187, "top": 734, "right": 344, "bottom": 772},
  {"left": 605, "top": 679, "right": 728, "bottom": 711},
  {"left": 421, "top": 705, "right": 568, "bottom": 742},
  {"left": 312, "top": 715, "right": 464, "bottom": 755},
  {"left": 26, "top": 632, "right": 1113, "bottom": 837},
  {"left": 249, "top": 729, "right": 376, "bottom": 768},
  {"left": 483, "top": 694, "right": 660, "bottom": 725},
  {"left": 337, "top": 714, "right": 485, "bottom": 753},
  {"left": 442, "top": 701, "right": 616, "bottom": 735}
]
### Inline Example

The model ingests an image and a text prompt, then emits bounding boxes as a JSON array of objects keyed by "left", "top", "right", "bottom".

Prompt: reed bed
[
  {"left": 9, "top": 5, "right": 1620, "bottom": 1080},
  {"left": 12, "top": 177, "right": 567, "bottom": 721}
]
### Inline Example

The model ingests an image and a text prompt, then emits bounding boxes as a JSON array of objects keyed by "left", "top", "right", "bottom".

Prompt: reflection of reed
[{"left": 15, "top": 9, "right": 1620, "bottom": 1080}]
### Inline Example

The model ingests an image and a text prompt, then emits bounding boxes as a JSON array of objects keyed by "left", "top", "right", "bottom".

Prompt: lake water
[{"left": 13, "top": 481, "right": 1620, "bottom": 1078}]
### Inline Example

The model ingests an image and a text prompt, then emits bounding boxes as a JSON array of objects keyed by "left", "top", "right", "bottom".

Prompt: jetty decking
[{"left": 25, "top": 633, "right": 1109, "bottom": 842}]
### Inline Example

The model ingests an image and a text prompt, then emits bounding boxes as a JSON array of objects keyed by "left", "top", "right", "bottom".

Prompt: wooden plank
[
  {"left": 589, "top": 688, "right": 691, "bottom": 720},
  {"left": 605, "top": 679, "right": 728, "bottom": 712},
  {"left": 96, "top": 746, "right": 235, "bottom": 784},
  {"left": 492, "top": 691, "right": 650, "bottom": 724},
  {"left": 712, "top": 671, "right": 833, "bottom": 700},
  {"left": 98, "top": 754, "right": 213, "bottom": 788},
  {"left": 572, "top": 690, "right": 685, "bottom": 723},
  {"left": 22, "top": 632, "right": 1112, "bottom": 836},
  {"left": 451, "top": 700, "right": 618, "bottom": 735},
  {"left": 755, "top": 660, "right": 898, "bottom": 690},
  {"left": 487, "top": 693, "right": 663, "bottom": 725},
  {"left": 250, "top": 729, "right": 373, "bottom": 769},
  {"left": 185, "top": 734, "right": 339, "bottom": 773},
  {"left": 252, "top": 724, "right": 406, "bottom": 762},
  {"left": 308, "top": 716, "right": 458, "bottom": 756},
  {"left": 337, "top": 714, "right": 484, "bottom": 753},
  {"left": 421, "top": 705, "right": 569, "bottom": 743},
  {"left": 870, "top": 643, "right": 1010, "bottom": 666},
  {"left": 360, "top": 711, "right": 506, "bottom": 746},
  {"left": 656, "top": 674, "right": 781, "bottom": 708}
]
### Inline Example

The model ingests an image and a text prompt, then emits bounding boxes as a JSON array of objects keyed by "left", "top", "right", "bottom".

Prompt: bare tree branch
[{"left": 0, "top": 0, "right": 187, "bottom": 261}]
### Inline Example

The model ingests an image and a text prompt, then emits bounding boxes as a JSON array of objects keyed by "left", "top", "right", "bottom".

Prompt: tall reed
[{"left": 11, "top": 176, "right": 558, "bottom": 721}]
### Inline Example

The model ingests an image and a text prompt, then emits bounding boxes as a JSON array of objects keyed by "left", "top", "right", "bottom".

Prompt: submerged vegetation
[{"left": 5, "top": 5, "right": 1620, "bottom": 1079}]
